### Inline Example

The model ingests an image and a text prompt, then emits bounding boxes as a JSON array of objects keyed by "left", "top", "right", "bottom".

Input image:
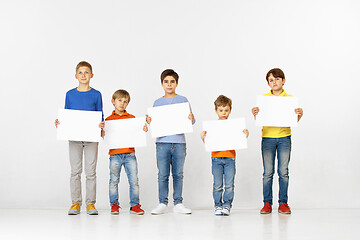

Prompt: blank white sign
[
  {"left": 103, "top": 117, "right": 146, "bottom": 149},
  {"left": 256, "top": 96, "right": 299, "bottom": 127},
  {"left": 57, "top": 109, "right": 102, "bottom": 142},
  {"left": 148, "top": 102, "right": 193, "bottom": 138},
  {"left": 203, "top": 118, "right": 247, "bottom": 152}
]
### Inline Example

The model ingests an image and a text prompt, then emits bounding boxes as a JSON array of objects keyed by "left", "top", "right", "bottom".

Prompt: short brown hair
[
  {"left": 76, "top": 61, "right": 93, "bottom": 73},
  {"left": 112, "top": 89, "right": 130, "bottom": 102},
  {"left": 160, "top": 69, "right": 179, "bottom": 83},
  {"left": 214, "top": 95, "right": 232, "bottom": 110},
  {"left": 266, "top": 68, "right": 285, "bottom": 82}
]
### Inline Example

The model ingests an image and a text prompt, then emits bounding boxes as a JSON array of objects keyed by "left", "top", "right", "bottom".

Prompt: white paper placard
[
  {"left": 57, "top": 109, "right": 102, "bottom": 142},
  {"left": 256, "top": 96, "right": 299, "bottom": 127},
  {"left": 103, "top": 117, "right": 146, "bottom": 149},
  {"left": 147, "top": 102, "right": 193, "bottom": 138},
  {"left": 203, "top": 118, "right": 247, "bottom": 152}
]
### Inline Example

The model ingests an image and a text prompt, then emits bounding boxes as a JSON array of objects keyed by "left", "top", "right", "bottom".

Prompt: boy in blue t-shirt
[
  {"left": 146, "top": 69, "right": 195, "bottom": 215},
  {"left": 55, "top": 61, "right": 104, "bottom": 215}
]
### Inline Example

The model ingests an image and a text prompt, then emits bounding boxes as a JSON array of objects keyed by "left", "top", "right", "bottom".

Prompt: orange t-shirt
[
  {"left": 211, "top": 150, "right": 236, "bottom": 159},
  {"left": 105, "top": 110, "right": 136, "bottom": 155}
]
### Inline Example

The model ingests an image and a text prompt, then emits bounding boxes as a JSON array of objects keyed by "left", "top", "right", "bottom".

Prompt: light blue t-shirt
[{"left": 153, "top": 94, "right": 195, "bottom": 143}]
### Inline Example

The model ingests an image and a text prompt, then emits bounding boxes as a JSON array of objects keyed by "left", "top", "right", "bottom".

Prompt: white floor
[{"left": 0, "top": 208, "right": 358, "bottom": 240}]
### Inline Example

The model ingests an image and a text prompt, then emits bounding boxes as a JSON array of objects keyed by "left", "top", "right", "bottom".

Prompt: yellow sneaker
[
  {"left": 86, "top": 204, "right": 98, "bottom": 215},
  {"left": 68, "top": 202, "right": 80, "bottom": 215}
]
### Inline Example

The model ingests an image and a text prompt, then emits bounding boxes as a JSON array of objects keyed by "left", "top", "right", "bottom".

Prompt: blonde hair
[
  {"left": 112, "top": 89, "right": 130, "bottom": 102},
  {"left": 76, "top": 61, "right": 92, "bottom": 73}
]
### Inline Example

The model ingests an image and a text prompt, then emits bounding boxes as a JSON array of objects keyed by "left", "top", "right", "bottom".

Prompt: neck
[
  {"left": 77, "top": 84, "right": 91, "bottom": 92},
  {"left": 164, "top": 92, "right": 177, "bottom": 98},
  {"left": 115, "top": 109, "right": 125, "bottom": 115},
  {"left": 271, "top": 89, "right": 284, "bottom": 96}
]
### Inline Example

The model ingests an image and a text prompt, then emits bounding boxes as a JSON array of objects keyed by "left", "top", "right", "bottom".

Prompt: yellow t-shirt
[{"left": 262, "top": 90, "right": 292, "bottom": 138}]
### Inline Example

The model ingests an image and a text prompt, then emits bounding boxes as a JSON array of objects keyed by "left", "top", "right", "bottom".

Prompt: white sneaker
[
  {"left": 151, "top": 203, "right": 168, "bottom": 215},
  {"left": 173, "top": 204, "right": 192, "bottom": 214},
  {"left": 222, "top": 206, "right": 231, "bottom": 216},
  {"left": 214, "top": 206, "right": 223, "bottom": 216}
]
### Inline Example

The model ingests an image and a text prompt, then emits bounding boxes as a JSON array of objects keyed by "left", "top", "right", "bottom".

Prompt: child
[
  {"left": 146, "top": 69, "right": 195, "bottom": 215},
  {"left": 104, "top": 89, "right": 147, "bottom": 215},
  {"left": 201, "top": 95, "right": 249, "bottom": 216},
  {"left": 251, "top": 68, "right": 303, "bottom": 214},
  {"left": 55, "top": 61, "right": 104, "bottom": 215}
]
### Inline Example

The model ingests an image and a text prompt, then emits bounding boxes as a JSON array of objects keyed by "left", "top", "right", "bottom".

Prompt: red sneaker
[
  {"left": 278, "top": 203, "right": 291, "bottom": 214},
  {"left": 260, "top": 202, "right": 272, "bottom": 214},
  {"left": 111, "top": 203, "right": 120, "bottom": 215},
  {"left": 130, "top": 204, "right": 145, "bottom": 215}
]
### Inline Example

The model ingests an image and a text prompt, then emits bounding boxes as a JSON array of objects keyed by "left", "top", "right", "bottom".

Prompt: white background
[{"left": 0, "top": 0, "right": 359, "bottom": 210}]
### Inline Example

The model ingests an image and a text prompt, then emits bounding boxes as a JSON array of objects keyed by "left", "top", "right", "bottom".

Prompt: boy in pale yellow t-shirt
[
  {"left": 252, "top": 68, "right": 303, "bottom": 215},
  {"left": 201, "top": 95, "right": 249, "bottom": 216}
]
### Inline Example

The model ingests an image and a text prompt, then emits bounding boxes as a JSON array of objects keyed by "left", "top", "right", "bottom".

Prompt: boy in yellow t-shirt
[
  {"left": 201, "top": 95, "right": 249, "bottom": 216},
  {"left": 252, "top": 68, "right": 303, "bottom": 215}
]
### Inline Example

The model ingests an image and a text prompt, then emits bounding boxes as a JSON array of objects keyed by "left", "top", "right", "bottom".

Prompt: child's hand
[
  {"left": 146, "top": 115, "right": 152, "bottom": 124},
  {"left": 188, "top": 111, "right": 194, "bottom": 122},
  {"left": 251, "top": 107, "right": 259, "bottom": 119},
  {"left": 99, "top": 121, "right": 105, "bottom": 129},
  {"left": 55, "top": 119, "right": 60, "bottom": 128},
  {"left": 200, "top": 131, "right": 207, "bottom": 143},
  {"left": 295, "top": 108, "right": 303, "bottom": 122},
  {"left": 143, "top": 124, "right": 148, "bottom": 132},
  {"left": 243, "top": 129, "right": 249, "bottom": 138},
  {"left": 101, "top": 129, "right": 105, "bottom": 139}
]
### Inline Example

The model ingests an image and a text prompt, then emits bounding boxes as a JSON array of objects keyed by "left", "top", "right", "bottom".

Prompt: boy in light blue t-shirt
[{"left": 146, "top": 69, "right": 195, "bottom": 215}]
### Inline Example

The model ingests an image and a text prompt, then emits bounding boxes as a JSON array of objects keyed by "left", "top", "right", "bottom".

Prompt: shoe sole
[
  {"left": 87, "top": 211, "right": 98, "bottom": 215},
  {"left": 111, "top": 212, "right": 119, "bottom": 215},
  {"left": 278, "top": 210, "right": 291, "bottom": 214},
  {"left": 260, "top": 210, "right": 272, "bottom": 214},
  {"left": 130, "top": 211, "right": 145, "bottom": 215},
  {"left": 68, "top": 212, "right": 79, "bottom": 215}
]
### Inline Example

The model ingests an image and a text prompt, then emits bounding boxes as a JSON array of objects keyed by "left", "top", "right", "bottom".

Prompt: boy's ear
[
  {"left": 111, "top": 99, "right": 115, "bottom": 105},
  {"left": 282, "top": 78, "right": 286, "bottom": 85}
]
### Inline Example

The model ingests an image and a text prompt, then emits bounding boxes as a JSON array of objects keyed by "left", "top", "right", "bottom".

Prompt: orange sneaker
[
  {"left": 278, "top": 203, "right": 291, "bottom": 214},
  {"left": 260, "top": 202, "right": 272, "bottom": 214},
  {"left": 111, "top": 203, "right": 120, "bottom": 215},
  {"left": 130, "top": 204, "right": 145, "bottom": 215}
]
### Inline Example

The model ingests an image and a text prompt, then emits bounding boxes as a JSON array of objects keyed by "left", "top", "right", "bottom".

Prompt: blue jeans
[
  {"left": 262, "top": 136, "right": 291, "bottom": 205},
  {"left": 212, "top": 157, "right": 236, "bottom": 208},
  {"left": 109, "top": 153, "right": 139, "bottom": 207},
  {"left": 156, "top": 143, "right": 186, "bottom": 205}
]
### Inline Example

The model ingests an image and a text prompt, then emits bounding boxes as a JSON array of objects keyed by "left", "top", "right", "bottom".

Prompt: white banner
[
  {"left": 103, "top": 117, "right": 146, "bottom": 149},
  {"left": 256, "top": 96, "right": 299, "bottom": 127},
  {"left": 203, "top": 118, "right": 247, "bottom": 152},
  {"left": 147, "top": 102, "right": 193, "bottom": 138},
  {"left": 57, "top": 109, "right": 102, "bottom": 142}
]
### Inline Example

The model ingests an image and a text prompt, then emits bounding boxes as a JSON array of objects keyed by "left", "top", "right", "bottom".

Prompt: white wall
[{"left": 0, "top": 0, "right": 359, "bottom": 210}]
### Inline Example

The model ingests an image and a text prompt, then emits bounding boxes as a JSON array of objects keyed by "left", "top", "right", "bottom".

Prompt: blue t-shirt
[
  {"left": 65, "top": 88, "right": 104, "bottom": 120},
  {"left": 153, "top": 94, "right": 195, "bottom": 143}
]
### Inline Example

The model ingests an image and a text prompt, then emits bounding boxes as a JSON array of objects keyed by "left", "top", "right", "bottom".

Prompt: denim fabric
[
  {"left": 212, "top": 157, "right": 236, "bottom": 208},
  {"left": 261, "top": 136, "right": 291, "bottom": 205},
  {"left": 109, "top": 152, "right": 139, "bottom": 207},
  {"left": 156, "top": 143, "right": 186, "bottom": 205}
]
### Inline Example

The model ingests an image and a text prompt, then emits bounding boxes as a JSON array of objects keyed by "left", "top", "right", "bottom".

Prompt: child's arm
[
  {"left": 101, "top": 129, "right": 105, "bottom": 138},
  {"left": 55, "top": 119, "right": 60, "bottom": 128},
  {"left": 143, "top": 123, "right": 148, "bottom": 132},
  {"left": 251, "top": 107, "right": 259, "bottom": 120},
  {"left": 200, "top": 131, "right": 207, "bottom": 143},
  {"left": 146, "top": 115, "right": 151, "bottom": 124},
  {"left": 295, "top": 108, "right": 303, "bottom": 122},
  {"left": 188, "top": 111, "right": 195, "bottom": 124},
  {"left": 243, "top": 129, "right": 249, "bottom": 138},
  {"left": 99, "top": 121, "right": 105, "bottom": 129}
]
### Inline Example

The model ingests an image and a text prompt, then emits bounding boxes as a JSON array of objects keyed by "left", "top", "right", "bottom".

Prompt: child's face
[
  {"left": 75, "top": 66, "right": 93, "bottom": 85},
  {"left": 215, "top": 105, "right": 231, "bottom": 120},
  {"left": 161, "top": 76, "right": 178, "bottom": 95},
  {"left": 267, "top": 73, "right": 285, "bottom": 92},
  {"left": 112, "top": 97, "right": 129, "bottom": 114}
]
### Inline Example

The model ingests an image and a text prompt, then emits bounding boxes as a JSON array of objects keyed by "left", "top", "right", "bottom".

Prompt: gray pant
[{"left": 69, "top": 141, "right": 98, "bottom": 206}]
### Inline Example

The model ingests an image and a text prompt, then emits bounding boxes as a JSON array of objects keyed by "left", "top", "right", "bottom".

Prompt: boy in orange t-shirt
[
  {"left": 104, "top": 89, "right": 148, "bottom": 215},
  {"left": 201, "top": 95, "right": 249, "bottom": 216}
]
